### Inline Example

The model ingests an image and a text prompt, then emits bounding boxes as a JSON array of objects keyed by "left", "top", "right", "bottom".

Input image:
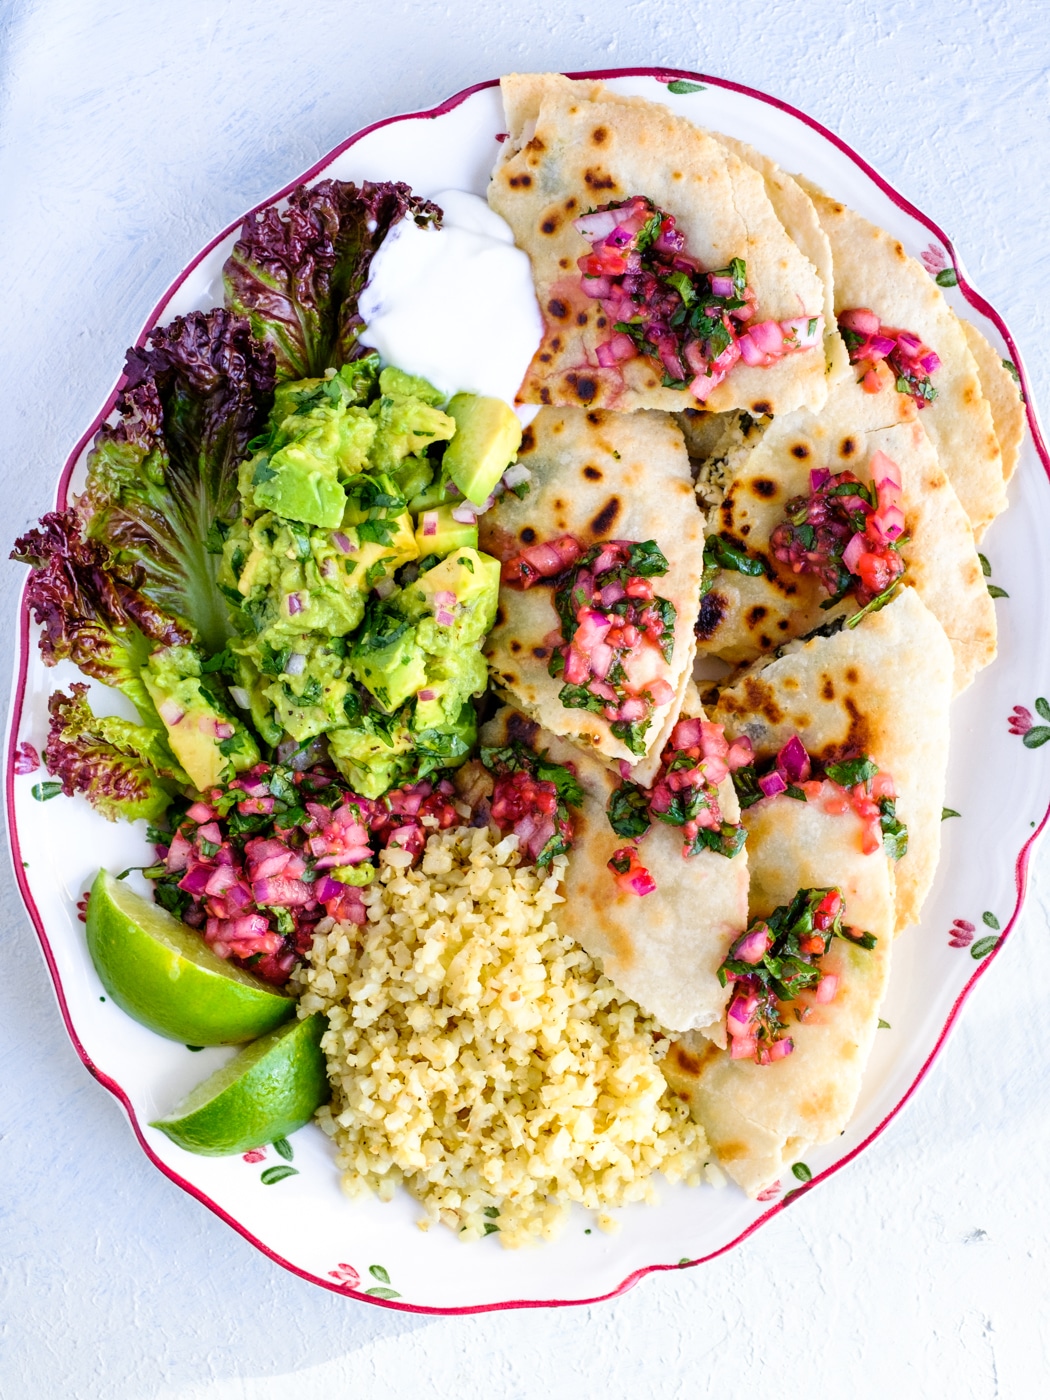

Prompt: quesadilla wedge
[
  {"left": 663, "top": 796, "right": 895, "bottom": 1197},
  {"left": 479, "top": 699, "right": 749, "bottom": 1037},
  {"left": 711, "top": 586, "right": 953, "bottom": 931},
  {"left": 489, "top": 74, "right": 829, "bottom": 417},
  {"left": 800, "top": 182, "right": 1008, "bottom": 537},
  {"left": 959, "top": 318, "right": 1026, "bottom": 486},
  {"left": 696, "top": 373, "right": 995, "bottom": 692},
  {"left": 480, "top": 405, "right": 704, "bottom": 774},
  {"left": 715, "top": 135, "right": 850, "bottom": 387}
]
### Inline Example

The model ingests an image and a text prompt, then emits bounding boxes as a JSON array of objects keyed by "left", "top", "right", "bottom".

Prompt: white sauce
[{"left": 358, "top": 189, "right": 542, "bottom": 421}]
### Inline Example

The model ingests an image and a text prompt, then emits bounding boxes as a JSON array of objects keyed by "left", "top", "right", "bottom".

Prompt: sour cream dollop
[{"left": 358, "top": 189, "right": 543, "bottom": 418}]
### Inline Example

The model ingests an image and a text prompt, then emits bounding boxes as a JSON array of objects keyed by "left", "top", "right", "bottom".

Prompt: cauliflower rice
[{"left": 294, "top": 825, "right": 712, "bottom": 1247}]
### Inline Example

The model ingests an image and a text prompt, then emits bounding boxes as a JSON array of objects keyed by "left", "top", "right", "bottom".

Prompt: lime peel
[{"left": 149, "top": 1012, "right": 330, "bottom": 1156}]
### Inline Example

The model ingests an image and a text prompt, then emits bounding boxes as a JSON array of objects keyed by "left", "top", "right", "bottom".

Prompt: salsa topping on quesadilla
[
  {"left": 478, "top": 740, "right": 584, "bottom": 868},
  {"left": 607, "top": 715, "right": 750, "bottom": 862},
  {"left": 508, "top": 537, "right": 680, "bottom": 755},
  {"left": 607, "top": 843, "right": 657, "bottom": 896},
  {"left": 838, "top": 308, "right": 941, "bottom": 408},
  {"left": 572, "top": 195, "right": 824, "bottom": 403},
  {"left": 732, "top": 735, "right": 908, "bottom": 859},
  {"left": 717, "top": 886, "right": 877, "bottom": 1063},
  {"left": 769, "top": 454, "right": 907, "bottom": 609}
]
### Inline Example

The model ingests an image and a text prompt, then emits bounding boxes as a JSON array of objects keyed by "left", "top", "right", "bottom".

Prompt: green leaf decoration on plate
[
  {"left": 791, "top": 1162, "right": 812, "bottom": 1182},
  {"left": 667, "top": 79, "right": 706, "bottom": 94},
  {"left": 1023, "top": 727, "right": 1050, "bottom": 749},
  {"left": 260, "top": 1164, "right": 298, "bottom": 1185},
  {"left": 982, "top": 911, "right": 1001, "bottom": 929},
  {"left": 988, "top": 584, "right": 1009, "bottom": 599},
  {"left": 878, "top": 1019, "right": 891, "bottom": 1029},
  {"left": 978, "top": 553, "right": 991, "bottom": 577},
  {"left": 1036, "top": 698, "right": 1050, "bottom": 722},
  {"left": 935, "top": 267, "right": 958, "bottom": 288},
  {"left": 31, "top": 781, "right": 62, "bottom": 802},
  {"left": 271, "top": 1136, "right": 294, "bottom": 1161},
  {"left": 1002, "top": 358, "right": 1021, "bottom": 385},
  {"left": 942, "top": 808, "right": 960, "bottom": 820},
  {"left": 365, "top": 1287, "right": 401, "bottom": 1299},
  {"left": 970, "top": 935, "right": 998, "bottom": 960},
  {"left": 368, "top": 1263, "right": 391, "bottom": 1284}
]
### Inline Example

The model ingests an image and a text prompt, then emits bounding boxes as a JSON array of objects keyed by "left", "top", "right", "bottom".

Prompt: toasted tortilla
[
  {"left": 716, "top": 135, "right": 849, "bottom": 387},
  {"left": 481, "top": 701, "right": 748, "bottom": 1036},
  {"left": 959, "top": 319, "right": 1026, "bottom": 486},
  {"left": 489, "top": 74, "right": 828, "bottom": 417},
  {"left": 711, "top": 586, "right": 953, "bottom": 931},
  {"left": 663, "top": 795, "right": 894, "bottom": 1196},
  {"left": 480, "top": 405, "right": 703, "bottom": 773},
  {"left": 696, "top": 374, "right": 996, "bottom": 692},
  {"left": 800, "top": 183, "right": 1007, "bottom": 537}
]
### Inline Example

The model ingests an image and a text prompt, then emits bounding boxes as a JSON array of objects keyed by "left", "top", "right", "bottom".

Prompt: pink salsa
[
  {"left": 769, "top": 452, "right": 906, "bottom": 610},
  {"left": 718, "top": 886, "right": 877, "bottom": 1064},
  {"left": 573, "top": 195, "right": 823, "bottom": 402},
  {"left": 838, "top": 307, "right": 940, "bottom": 408},
  {"left": 148, "top": 762, "right": 460, "bottom": 984}
]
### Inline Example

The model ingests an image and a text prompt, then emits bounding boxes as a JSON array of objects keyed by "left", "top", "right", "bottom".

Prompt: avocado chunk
[
  {"left": 404, "top": 548, "right": 501, "bottom": 653},
  {"left": 347, "top": 602, "right": 428, "bottom": 712},
  {"left": 441, "top": 394, "right": 522, "bottom": 506},
  {"left": 143, "top": 645, "right": 260, "bottom": 793},
  {"left": 413, "top": 503, "right": 478, "bottom": 558}
]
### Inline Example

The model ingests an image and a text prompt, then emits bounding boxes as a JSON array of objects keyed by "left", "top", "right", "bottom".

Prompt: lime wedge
[
  {"left": 149, "top": 1012, "right": 330, "bottom": 1155},
  {"left": 86, "top": 869, "right": 294, "bottom": 1045}
]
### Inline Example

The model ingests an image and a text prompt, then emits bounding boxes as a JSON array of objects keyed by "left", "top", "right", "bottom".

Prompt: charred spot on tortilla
[
  {"left": 547, "top": 298, "right": 569, "bottom": 319},
  {"left": 840, "top": 437, "right": 857, "bottom": 458},
  {"left": 519, "top": 526, "right": 537, "bottom": 544},
  {"left": 586, "top": 410, "right": 602, "bottom": 426},
  {"left": 740, "top": 524, "right": 751, "bottom": 536},
  {"left": 532, "top": 644, "right": 550, "bottom": 659},
  {"left": 538, "top": 352, "right": 552, "bottom": 363},
  {"left": 576, "top": 311, "right": 589, "bottom": 326},
  {"left": 541, "top": 217, "right": 559, "bottom": 235},
  {"left": 540, "top": 387, "right": 552, "bottom": 404},
  {"left": 822, "top": 676, "right": 835, "bottom": 700},
  {"left": 519, "top": 426, "right": 536, "bottom": 454},
  {"left": 668, "top": 1041, "right": 717, "bottom": 1078},
  {"left": 587, "top": 497, "right": 621, "bottom": 537},
  {"left": 583, "top": 465, "right": 602, "bottom": 481},
  {"left": 566, "top": 373, "right": 598, "bottom": 403},
  {"left": 750, "top": 478, "right": 778, "bottom": 499},
  {"left": 506, "top": 711, "right": 541, "bottom": 749},
  {"left": 845, "top": 666, "right": 859, "bottom": 684},
  {"left": 550, "top": 336, "right": 562, "bottom": 351},
  {"left": 596, "top": 315, "right": 607, "bottom": 329},
  {"left": 564, "top": 197, "right": 577, "bottom": 211},
  {"left": 777, "top": 619, "right": 790, "bottom": 631},
  {"left": 746, "top": 605, "right": 769, "bottom": 629},
  {"left": 495, "top": 604, "right": 507, "bottom": 627},
  {"left": 743, "top": 677, "right": 783, "bottom": 725},
  {"left": 558, "top": 258, "right": 570, "bottom": 270},
  {"left": 791, "top": 443, "right": 810, "bottom": 459},
  {"left": 758, "top": 634, "right": 773, "bottom": 650},
  {"left": 720, "top": 498, "right": 736, "bottom": 530},
  {"left": 526, "top": 134, "right": 546, "bottom": 153},
  {"left": 583, "top": 168, "right": 616, "bottom": 191},
  {"left": 591, "top": 126, "right": 608, "bottom": 145},
  {"left": 751, "top": 400, "right": 773, "bottom": 416},
  {"left": 696, "top": 590, "right": 729, "bottom": 640},
  {"left": 509, "top": 173, "right": 533, "bottom": 188}
]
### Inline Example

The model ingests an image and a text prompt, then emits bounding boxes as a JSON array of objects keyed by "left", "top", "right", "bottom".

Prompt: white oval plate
[{"left": 7, "top": 68, "right": 1050, "bottom": 1314}]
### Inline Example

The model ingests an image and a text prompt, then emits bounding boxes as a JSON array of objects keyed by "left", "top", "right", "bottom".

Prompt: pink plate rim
[{"left": 7, "top": 65, "right": 1050, "bottom": 1316}]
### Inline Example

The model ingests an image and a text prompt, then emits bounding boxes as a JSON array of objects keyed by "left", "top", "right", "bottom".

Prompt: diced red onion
[
  {"left": 919, "top": 351, "right": 941, "bottom": 374},
  {"left": 671, "top": 717, "right": 704, "bottom": 750},
  {"left": 726, "top": 737, "right": 753, "bottom": 771},
  {"left": 709, "top": 274, "right": 734, "bottom": 297},
  {"left": 730, "top": 927, "right": 771, "bottom": 964},
  {"left": 781, "top": 315, "right": 824, "bottom": 349},
  {"left": 766, "top": 1038, "right": 794, "bottom": 1061},
  {"left": 451, "top": 504, "right": 478, "bottom": 523},
  {"left": 214, "top": 721, "right": 235, "bottom": 740},
  {"left": 286, "top": 592, "right": 303, "bottom": 616},
  {"left": 417, "top": 688, "right": 436, "bottom": 702},
  {"left": 284, "top": 653, "right": 306, "bottom": 676},
  {"left": 815, "top": 974, "right": 839, "bottom": 1004},
  {"left": 580, "top": 274, "right": 612, "bottom": 299},
  {"left": 776, "top": 735, "right": 810, "bottom": 783},
  {"left": 842, "top": 532, "right": 867, "bottom": 574},
  {"left": 809, "top": 467, "right": 831, "bottom": 493},
  {"left": 186, "top": 801, "right": 216, "bottom": 823},
  {"left": 436, "top": 609, "right": 455, "bottom": 627},
  {"left": 871, "top": 504, "right": 905, "bottom": 541},
  {"left": 729, "top": 1034, "right": 758, "bottom": 1060},
  {"left": 869, "top": 334, "right": 897, "bottom": 358},
  {"left": 421, "top": 510, "right": 438, "bottom": 536},
  {"left": 748, "top": 319, "right": 787, "bottom": 356},
  {"left": 502, "top": 464, "right": 531, "bottom": 491},
  {"left": 229, "top": 686, "right": 251, "bottom": 710},
  {"left": 332, "top": 532, "right": 354, "bottom": 554},
  {"left": 758, "top": 769, "right": 787, "bottom": 798},
  {"left": 375, "top": 578, "right": 396, "bottom": 599},
  {"left": 158, "top": 699, "right": 185, "bottom": 727},
  {"left": 573, "top": 210, "right": 620, "bottom": 241}
]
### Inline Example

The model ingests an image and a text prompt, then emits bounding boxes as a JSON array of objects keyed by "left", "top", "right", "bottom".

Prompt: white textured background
[{"left": 2, "top": 2, "right": 1049, "bottom": 1395}]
